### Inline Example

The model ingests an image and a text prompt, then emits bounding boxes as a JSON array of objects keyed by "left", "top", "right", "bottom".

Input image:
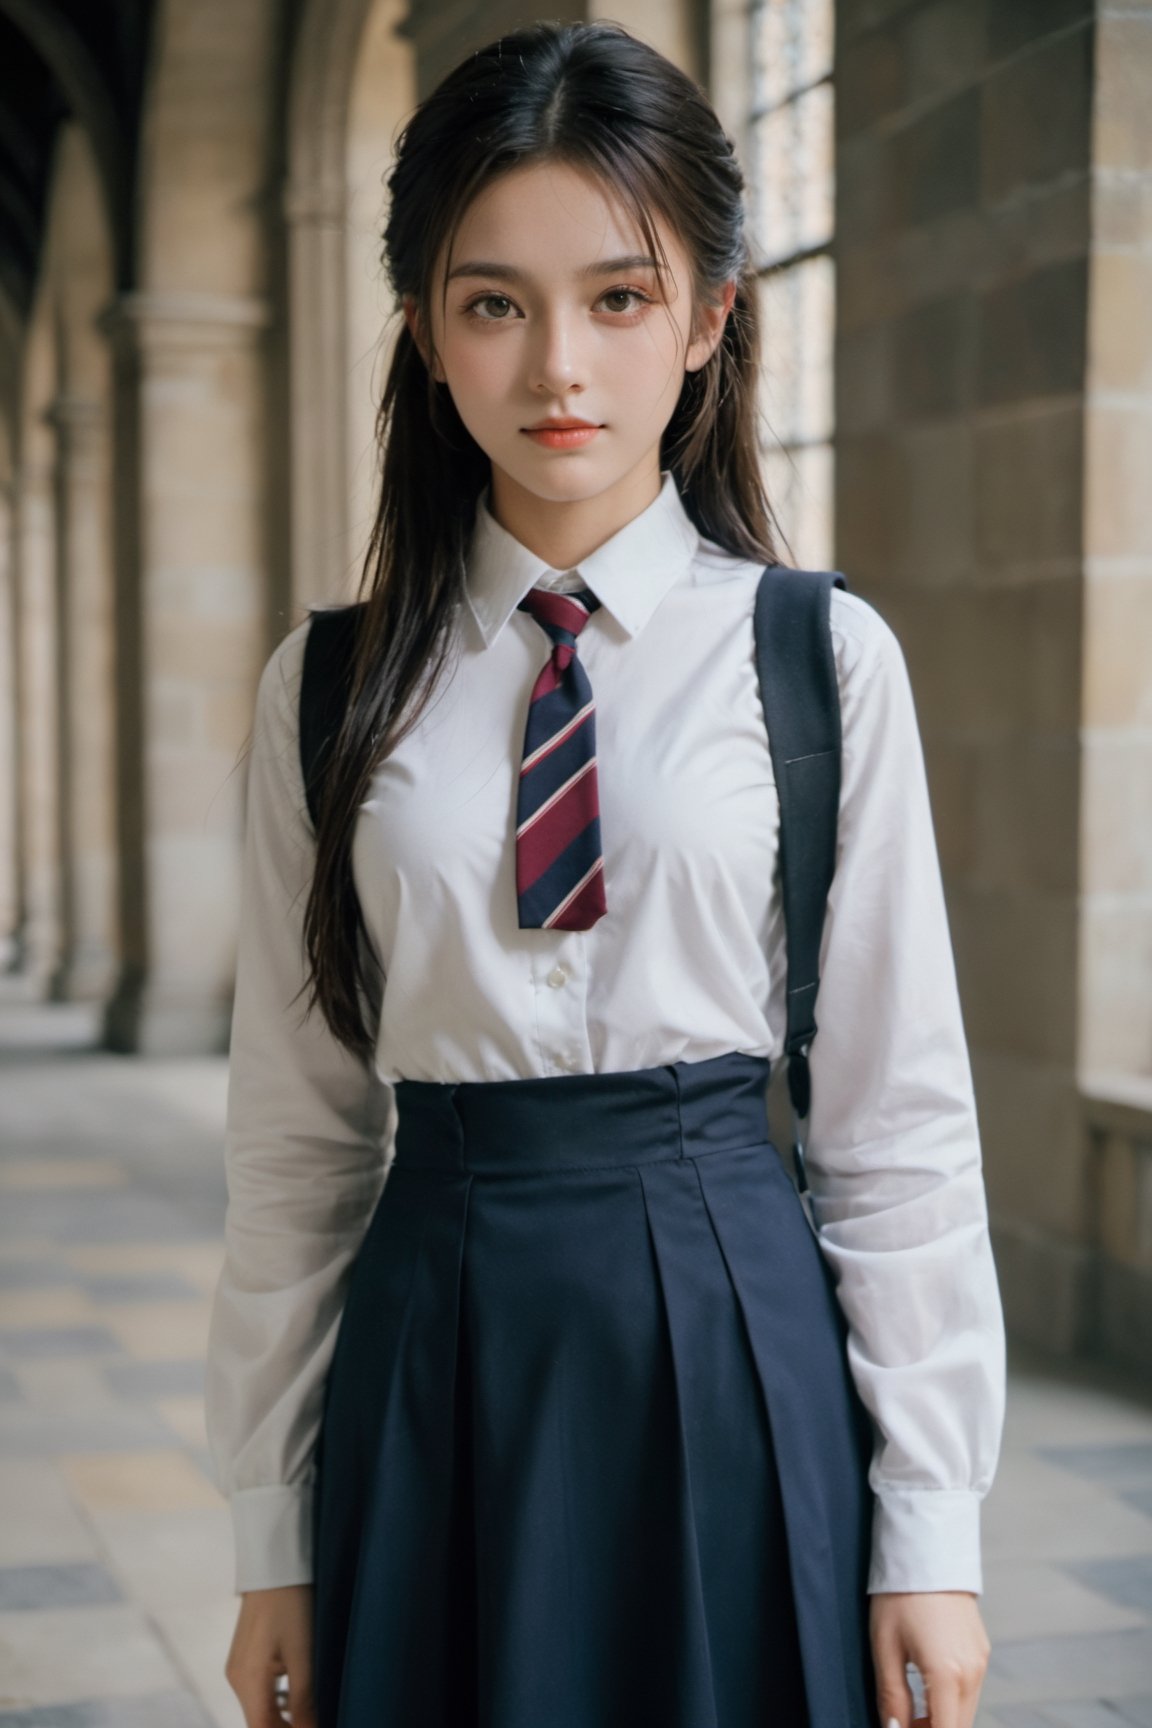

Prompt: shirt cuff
[
  {"left": 867, "top": 1486, "right": 984, "bottom": 1596},
  {"left": 231, "top": 1483, "right": 315, "bottom": 1593}
]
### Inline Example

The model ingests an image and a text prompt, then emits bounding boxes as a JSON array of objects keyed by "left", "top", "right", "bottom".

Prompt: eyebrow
[{"left": 445, "top": 254, "right": 661, "bottom": 284}]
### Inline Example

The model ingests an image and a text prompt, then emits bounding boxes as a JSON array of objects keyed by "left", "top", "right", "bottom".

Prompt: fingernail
[{"left": 887, "top": 1719, "right": 901, "bottom": 1728}]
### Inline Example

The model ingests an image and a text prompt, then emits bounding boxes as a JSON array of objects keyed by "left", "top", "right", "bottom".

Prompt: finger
[
  {"left": 284, "top": 1669, "right": 318, "bottom": 1728},
  {"left": 228, "top": 1665, "right": 289, "bottom": 1728},
  {"left": 932, "top": 1647, "right": 989, "bottom": 1728},
  {"left": 920, "top": 1658, "right": 965, "bottom": 1728},
  {"left": 871, "top": 1626, "right": 915, "bottom": 1728}
]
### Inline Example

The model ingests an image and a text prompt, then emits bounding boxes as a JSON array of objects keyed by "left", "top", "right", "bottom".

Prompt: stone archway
[{"left": 286, "top": 0, "right": 414, "bottom": 609}]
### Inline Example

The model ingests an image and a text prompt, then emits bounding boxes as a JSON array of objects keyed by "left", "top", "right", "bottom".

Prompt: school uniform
[{"left": 204, "top": 470, "right": 1007, "bottom": 1727}]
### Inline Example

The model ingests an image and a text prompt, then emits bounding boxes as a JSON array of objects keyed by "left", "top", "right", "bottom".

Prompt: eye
[
  {"left": 598, "top": 287, "right": 653, "bottom": 315},
  {"left": 464, "top": 292, "right": 520, "bottom": 322},
  {"left": 460, "top": 285, "right": 655, "bottom": 323}
]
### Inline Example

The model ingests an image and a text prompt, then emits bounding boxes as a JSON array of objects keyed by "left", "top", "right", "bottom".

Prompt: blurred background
[{"left": 0, "top": 1, "right": 1150, "bottom": 1724}]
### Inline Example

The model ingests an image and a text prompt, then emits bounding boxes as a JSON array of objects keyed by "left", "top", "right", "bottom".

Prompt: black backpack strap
[
  {"left": 753, "top": 564, "right": 848, "bottom": 1201},
  {"left": 298, "top": 603, "right": 369, "bottom": 831}
]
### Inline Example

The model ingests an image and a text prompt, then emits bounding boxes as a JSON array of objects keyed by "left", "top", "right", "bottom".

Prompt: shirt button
[{"left": 547, "top": 964, "right": 567, "bottom": 988}]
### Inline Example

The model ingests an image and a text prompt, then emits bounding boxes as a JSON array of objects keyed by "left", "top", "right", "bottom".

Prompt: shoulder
[
  {"left": 252, "top": 615, "right": 313, "bottom": 746},
  {"left": 693, "top": 535, "right": 907, "bottom": 697},
  {"left": 827, "top": 585, "right": 906, "bottom": 699},
  {"left": 255, "top": 599, "right": 369, "bottom": 730}
]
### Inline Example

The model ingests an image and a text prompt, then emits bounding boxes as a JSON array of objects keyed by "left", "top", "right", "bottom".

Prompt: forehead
[{"left": 440, "top": 160, "right": 678, "bottom": 284}]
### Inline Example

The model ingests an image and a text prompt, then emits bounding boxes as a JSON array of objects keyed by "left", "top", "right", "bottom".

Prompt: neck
[{"left": 487, "top": 458, "right": 662, "bottom": 571}]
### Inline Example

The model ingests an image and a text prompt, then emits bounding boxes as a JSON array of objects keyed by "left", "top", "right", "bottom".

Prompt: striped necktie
[{"left": 514, "top": 584, "right": 607, "bottom": 930}]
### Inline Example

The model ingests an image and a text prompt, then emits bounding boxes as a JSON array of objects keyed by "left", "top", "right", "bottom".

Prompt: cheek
[
  {"left": 441, "top": 334, "right": 513, "bottom": 405},
  {"left": 611, "top": 321, "right": 691, "bottom": 405}
]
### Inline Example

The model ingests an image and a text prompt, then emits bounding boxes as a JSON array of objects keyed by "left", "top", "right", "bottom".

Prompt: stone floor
[{"left": 0, "top": 997, "right": 1150, "bottom": 1727}]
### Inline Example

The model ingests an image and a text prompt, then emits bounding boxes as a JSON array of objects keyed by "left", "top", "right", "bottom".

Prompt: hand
[
  {"left": 224, "top": 1583, "right": 317, "bottom": 1728},
  {"left": 869, "top": 1590, "right": 991, "bottom": 1728}
]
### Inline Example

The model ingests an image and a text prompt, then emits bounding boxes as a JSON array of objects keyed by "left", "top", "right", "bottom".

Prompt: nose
[{"left": 527, "top": 305, "right": 587, "bottom": 397}]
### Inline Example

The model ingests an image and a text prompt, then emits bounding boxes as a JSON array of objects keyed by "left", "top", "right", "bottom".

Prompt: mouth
[{"left": 521, "top": 418, "right": 604, "bottom": 449}]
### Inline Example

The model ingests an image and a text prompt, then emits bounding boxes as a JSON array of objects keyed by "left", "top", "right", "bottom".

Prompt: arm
[
  {"left": 804, "top": 598, "right": 1006, "bottom": 1597},
  {"left": 204, "top": 621, "right": 395, "bottom": 1595}
]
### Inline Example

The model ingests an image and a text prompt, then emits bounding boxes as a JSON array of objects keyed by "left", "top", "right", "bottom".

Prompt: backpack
[{"left": 298, "top": 563, "right": 847, "bottom": 1224}]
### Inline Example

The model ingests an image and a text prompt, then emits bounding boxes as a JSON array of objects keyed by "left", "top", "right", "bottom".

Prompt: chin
[{"left": 498, "top": 458, "right": 614, "bottom": 500}]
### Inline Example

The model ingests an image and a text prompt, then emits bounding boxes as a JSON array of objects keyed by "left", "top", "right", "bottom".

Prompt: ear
[{"left": 685, "top": 278, "right": 738, "bottom": 374}]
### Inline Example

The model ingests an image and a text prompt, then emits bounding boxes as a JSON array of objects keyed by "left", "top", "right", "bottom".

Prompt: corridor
[{"left": 0, "top": 998, "right": 1150, "bottom": 1727}]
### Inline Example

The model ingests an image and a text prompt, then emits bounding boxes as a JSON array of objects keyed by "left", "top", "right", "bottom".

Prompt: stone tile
[
  {"left": 0, "top": 1409, "right": 182, "bottom": 1458},
  {"left": 0, "top": 1293, "right": 97, "bottom": 1329},
  {"left": 0, "top": 1694, "right": 215, "bottom": 1726},
  {"left": 0, "top": 1242, "right": 60, "bottom": 1265},
  {"left": 0, "top": 1193, "right": 212, "bottom": 1246},
  {"left": 59, "top": 1451, "right": 222, "bottom": 1514},
  {"left": 0, "top": 1329, "right": 124, "bottom": 1361},
  {"left": 0, "top": 1161, "right": 129, "bottom": 1191},
  {"left": 0, "top": 1564, "right": 123, "bottom": 1611},
  {"left": 1062, "top": 1555, "right": 1152, "bottom": 1617},
  {"left": 12, "top": 1362, "right": 123, "bottom": 1416},
  {"left": 1000, "top": 1706, "right": 1152, "bottom": 1728},
  {"left": 0, "top": 1266, "right": 79, "bottom": 1291},
  {"left": 1036, "top": 1442, "right": 1152, "bottom": 1489},
  {"left": 98, "top": 1302, "right": 210, "bottom": 1363},
  {"left": 103, "top": 1360, "right": 205, "bottom": 1399},
  {"left": 982, "top": 1449, "right": 1152, "bottom": 1565},
  {"left": 980, "top": 1558, "right": 1147, "bottom": 1641},
  {"left": 89, "top": 1507, "right": 234, "bottom": 1609},
  {"left": 149, "top": 1603, "right": 248, "bottom": 1727},
  {"left": 983, "top": 1628, "right": 1152, "bottom": 1706},
  {"left": 60, "top": 1244, "right": 224, "bottom": 1295},
  {"left": 153, "top": 1395, "right": 208, "bottom": 1450},
  {"left": 0, "top": 1605, "right": 184, "bottom": 1704},
  {"left": 78, "top": 1272, "right": 201, "bottom": 1302},
  {"left": 0, "top": 1462, "right": 99, "bottom": 1566}
]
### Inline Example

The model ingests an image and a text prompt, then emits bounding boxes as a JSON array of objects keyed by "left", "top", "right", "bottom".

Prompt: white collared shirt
[{"left": 205, "top": 471, "right": 1006, "bottom": 1597}]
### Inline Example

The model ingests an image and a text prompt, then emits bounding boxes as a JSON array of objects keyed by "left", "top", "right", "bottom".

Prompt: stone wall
[{"left": 834, "top": 0, "right": 1152, "bottom": 1356}]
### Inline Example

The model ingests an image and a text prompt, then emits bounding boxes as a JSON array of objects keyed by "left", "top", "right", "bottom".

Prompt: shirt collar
[{"left": 464, "top": 469, "right": 700, "bottom": 648}]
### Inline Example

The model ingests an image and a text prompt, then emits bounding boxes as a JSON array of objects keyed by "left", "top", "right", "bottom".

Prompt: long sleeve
[
  {"left": 804, "top": 601, "right": 1007, "bottom": 1596},
  {"left": 204, "top": 623, "right": 396, "bottom": 1594}
]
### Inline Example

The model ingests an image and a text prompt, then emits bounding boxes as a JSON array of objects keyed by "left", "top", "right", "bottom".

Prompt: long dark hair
[{"left": 302, "top": 17, "right": 783, "bottom": 1061}]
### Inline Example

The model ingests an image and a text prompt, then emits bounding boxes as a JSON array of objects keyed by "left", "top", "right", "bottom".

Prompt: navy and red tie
[{"left": 514, "top": 584, "right": 607, "bottom": 930}]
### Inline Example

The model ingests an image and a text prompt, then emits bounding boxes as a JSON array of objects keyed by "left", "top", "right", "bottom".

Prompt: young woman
[{"left": 206, "top": 19, "right": 1006, "bottom": 1728}]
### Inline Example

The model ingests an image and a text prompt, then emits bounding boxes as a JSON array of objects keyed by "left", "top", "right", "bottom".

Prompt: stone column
[
  {"left": 44, "top": 393, "right": 118, "bottom": 1001},
  {"left": 100, "top": 291, "right": 272, "bottom": 1055},
  {"left": 14, "top": 443, "right": 61, "bottom": 992},
  {"left": 0, "top": 476, "right": 21, "bottom": 972},
  {"left": 283, "top": 174, "right": 352, "bottom": 611}
]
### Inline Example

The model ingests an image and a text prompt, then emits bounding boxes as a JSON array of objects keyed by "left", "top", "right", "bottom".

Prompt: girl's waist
[{"left": 391, "top": 1050, "right": 774, "bottom": 1174}]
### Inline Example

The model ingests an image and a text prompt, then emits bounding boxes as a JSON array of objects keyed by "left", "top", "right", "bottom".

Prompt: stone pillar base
[
  {"left": 103, "top": 975, "right": 232, "bottom": 1056},
  {"left": 49, "top": 942, "right": 118, "bottom": 1004}
]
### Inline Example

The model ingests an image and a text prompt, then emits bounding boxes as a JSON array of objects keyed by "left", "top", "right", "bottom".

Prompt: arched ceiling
[{"left": 0, "top": 0, "right": 155, "bottom": 318}]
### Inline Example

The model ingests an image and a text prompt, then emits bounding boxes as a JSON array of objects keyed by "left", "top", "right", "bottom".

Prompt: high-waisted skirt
[{"left": 310, "top": 1051, "right": 881, "bottom": 1728}]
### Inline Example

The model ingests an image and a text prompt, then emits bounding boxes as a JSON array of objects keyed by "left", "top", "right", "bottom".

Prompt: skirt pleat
[{"left": 311, "top": 1053, "right": 882, "bottom": 1728}]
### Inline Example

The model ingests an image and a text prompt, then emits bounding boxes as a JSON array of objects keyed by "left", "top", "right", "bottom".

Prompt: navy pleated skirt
[{"left": 311, "top": 1051, "right": 881, "bottom": 1728}]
